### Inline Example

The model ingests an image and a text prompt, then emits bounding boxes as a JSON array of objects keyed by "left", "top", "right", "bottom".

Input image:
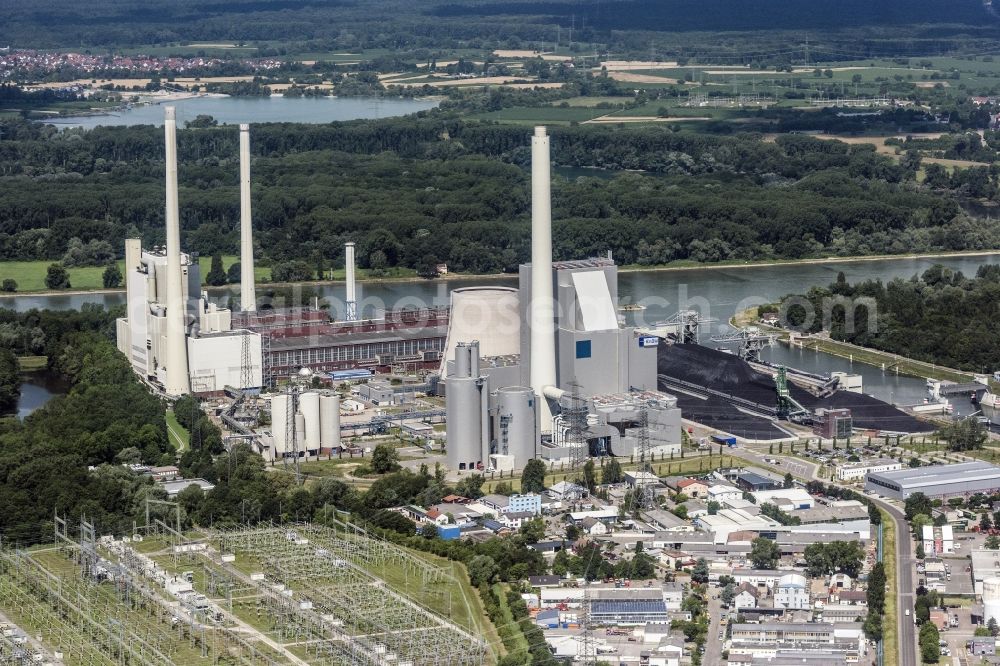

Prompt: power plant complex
[
  {"left": 116, "top": 113, "right": 928, "bottom": 477},
  {"left": 115, "top": 109, "right": 263, "bottom": 396},
  {"left": 442, "top": 127, "right": 681, "bottom": 472}
]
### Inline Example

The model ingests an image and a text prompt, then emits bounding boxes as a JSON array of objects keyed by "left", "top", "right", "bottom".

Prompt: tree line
[
  {"left": 2, "top": 116, "right": 992, "bottom": 279},
  {"left": 782, "top": 264, "right": 1000, "bottom": 373}
]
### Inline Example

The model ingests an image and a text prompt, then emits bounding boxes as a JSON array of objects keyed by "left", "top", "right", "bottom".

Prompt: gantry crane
[{"left": 710, "top": 326, "right": 776, "bottom": 363}]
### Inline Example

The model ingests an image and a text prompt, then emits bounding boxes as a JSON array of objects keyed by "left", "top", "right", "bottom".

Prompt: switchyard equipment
[{"left": 215, "top": 522, "right": 490, "bottom": 665}]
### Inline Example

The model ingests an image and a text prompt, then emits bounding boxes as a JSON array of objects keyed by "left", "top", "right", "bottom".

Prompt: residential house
[
  {"left": 580, "top": 517, "right": 609, "bottom": 536},
  {"left": 836, "top": 590, "right": 867, "bottom": 606},
  {"left": 676, "top": 478, "right": 709, "bottom": 499},
  {"left": 774, "top": 574, "right": 809, "bottom": 610},
  {"left": 733, "top": 583, "right": 759, "bottom": 610},
  {"left": 707, "top": 484, "right": 743, "bottom": 504},
  {"left": 149, "top": 466, "right": 180, "bottom": 481},
  {"left": 646, "top": 640, "right": 683, "bottom": 666},
  {"left": 659, "top": 549, "right": 693, "bottom": 570},
  {"left": 424, "top": 508, "right": 450, "bottom": 526},
  {"left": 500, "top": 511, "right": 535, "bottom": 529}
]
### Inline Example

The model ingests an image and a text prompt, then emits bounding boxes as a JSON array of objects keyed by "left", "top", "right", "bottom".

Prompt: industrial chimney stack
[
  {"left": 529, "top": 126, "right": 557, "bottom": 430},
  {"left": 345, "top": 242, "right": 358, "bottom": 321},
  {"left": 239, "top": 124, "right": 256, "bottom": 312},
  {"left": 163, "top": 106, "right": 191, "bottom": 396}
]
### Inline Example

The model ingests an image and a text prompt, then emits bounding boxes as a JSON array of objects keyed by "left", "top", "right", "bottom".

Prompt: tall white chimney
[
  {"left": 530, "top": 126, "right": 557, "bottom": 431},
  {"left": 239, "top": 124, "right": 256, "bottom": 312},
  {"left": 163, "top": 106, "right": 190, "bottom": 396},
  {"left": 345, "top": 241, "right": 357, "bottom": 321}
]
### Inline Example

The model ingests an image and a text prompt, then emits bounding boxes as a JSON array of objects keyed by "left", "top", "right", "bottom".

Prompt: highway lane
[{"left": 726, "top": 445, "right": 917, "bottom": 665}]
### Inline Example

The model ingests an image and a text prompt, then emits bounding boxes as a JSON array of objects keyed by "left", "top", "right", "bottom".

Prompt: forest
[
  {"left": 780, "top": 264, "right": 1000, "bottom": 373},
  {"left": 2, "top": 115, "right": 996, "bottom": 278}
]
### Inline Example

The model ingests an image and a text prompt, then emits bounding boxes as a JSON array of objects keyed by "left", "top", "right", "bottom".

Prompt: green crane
[{"left": 775, "top": 366, "right": 809, "bottom": 421}]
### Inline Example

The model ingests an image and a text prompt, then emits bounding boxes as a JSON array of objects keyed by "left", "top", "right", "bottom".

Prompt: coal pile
[
  {"left": 814, "top": 391, "right": 934, "bottom": 434},
  {"left": 671, "top": 392, "right": 792, "bottom": 441},
  {"left": 657, "top": 342, "right": 935, "bottom": 435},
  {"left": 657, "top": 343, "right": 814, "bottom": 408}
]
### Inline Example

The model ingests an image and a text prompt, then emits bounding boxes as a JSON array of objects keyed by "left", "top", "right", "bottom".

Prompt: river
[
  {"left": 4, "top": 253, "right": 1000, "bottom": 413},
  {"left": 43, "top": 95, "right": 439, "bottom": 129}
]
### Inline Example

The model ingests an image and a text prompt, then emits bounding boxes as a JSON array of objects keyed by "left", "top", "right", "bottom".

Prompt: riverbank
[
  {"left": 4, "top": 249, "right": 1000, "bottom": 299},
  {"left": 732, "top": 305, "right": 995, "bottom": 389},
  {"left": 617, "top": 248, "right": 1000, "bottom": 275}
]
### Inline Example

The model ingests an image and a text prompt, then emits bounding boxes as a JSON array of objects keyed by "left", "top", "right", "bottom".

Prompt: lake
[
  {"left": 4, "top": 253, "right": 1000, "bottom": 412},
  {"left": 16, "top": 372, "right": 69, "bottom": 420},
  {"left": 43, "top": 95, "right": 439, "bottom": 129}
]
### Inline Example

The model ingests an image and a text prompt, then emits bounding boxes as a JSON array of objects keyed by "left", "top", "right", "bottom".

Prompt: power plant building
[
  {"left": 442, "top": 126, "right": 681, "bottom": 472},
  {"left": 116, "top": 107, "right": 262, "bottom": 396}
]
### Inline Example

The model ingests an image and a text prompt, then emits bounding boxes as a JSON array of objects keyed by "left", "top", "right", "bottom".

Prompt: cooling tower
[{"left": 439, "top": 287, "right": 520, "bottom": 376}]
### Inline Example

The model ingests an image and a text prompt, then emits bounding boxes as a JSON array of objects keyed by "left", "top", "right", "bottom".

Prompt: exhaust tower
[
  {"left": 239, "top": 124, "right": 257, "bottom": 312},
  {"left": 163, "top": 106, "right": 191, "bottom": 396},
  {"left": 345, "top": 242, "right": 358, "bottom": 321},
  {"left": 529, "top": 126, "right": 557, "bottom": 431}
]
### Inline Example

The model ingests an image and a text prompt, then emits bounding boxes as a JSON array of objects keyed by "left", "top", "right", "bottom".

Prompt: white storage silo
[
  {"left": 494, "top": 386, "right": 538, "bottom": 470},
  {"left": 320, "top": 394, "right": 341, "bottom": 451},
  {"left": 984, "top": 578, "right": 1000, "bottom": 624},
  {"left": 300, "top": 391, "right": 321, "bottom": 451},
  {"left": 270, "top": 394, "right": 292, "bottom": 454},
  {"left": 295, "top": 412, "right": 306, "bottom": 453}
]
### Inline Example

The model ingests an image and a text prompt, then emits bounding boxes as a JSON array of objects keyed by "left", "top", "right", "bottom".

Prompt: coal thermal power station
[
  {"left": 442, "top": 126, "right": 682, "bottom": 473},
  {"left": 116, "top": 107, "right": 263, "bottom": 396}
]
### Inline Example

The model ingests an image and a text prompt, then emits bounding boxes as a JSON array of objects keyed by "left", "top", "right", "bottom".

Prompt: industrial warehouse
[{"left": 865, "top": 461, "right": 1000, "bottom": 499}]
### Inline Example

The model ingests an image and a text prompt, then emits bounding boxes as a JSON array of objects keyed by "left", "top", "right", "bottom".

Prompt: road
[
  {"left": 726, "top": 445, "right": 917, "bottom": 666},
  {"left": 705, "top": 589, "right": 723, "bottom": 666}
]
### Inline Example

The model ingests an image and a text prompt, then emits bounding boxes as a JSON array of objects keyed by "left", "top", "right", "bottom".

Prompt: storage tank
[
  {"left": 300, "top": 391, "right": 321, "bottom": 451},
  {"left": 270, "top": 394, "right": 291, "bottom": 454},
  {"left": 494, "top": 386, "right": 538, "bottom": 470},
  {"left": 320, "top": 394, "right": 341, "bottom": 451},
  {"left": 446, "top": 342, "right": 487, "bottom": 471},
  {"left": 294, "top": 412, "right": 306, "bottom": 453},
  {"left": 984, "top": 577, "right": 1000, "bottom": 624}
]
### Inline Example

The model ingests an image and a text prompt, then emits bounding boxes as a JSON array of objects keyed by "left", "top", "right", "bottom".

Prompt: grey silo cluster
[
  {"left": 445, "top": 342, "right": 489, "bottom": 471},
  {"left": 493, "top": 386, "right": 538, "bottom": 464}
]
